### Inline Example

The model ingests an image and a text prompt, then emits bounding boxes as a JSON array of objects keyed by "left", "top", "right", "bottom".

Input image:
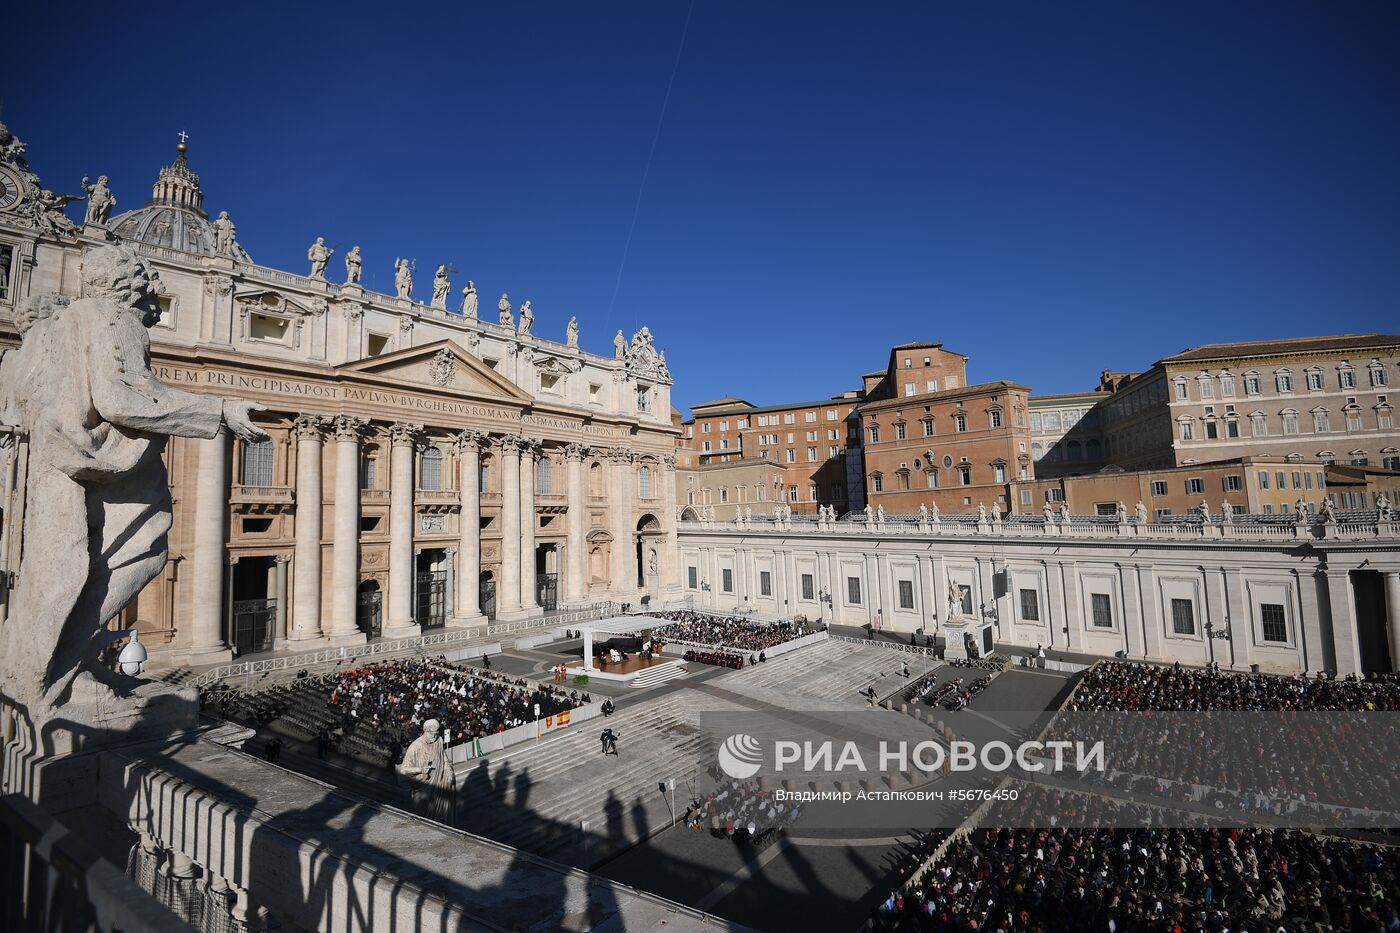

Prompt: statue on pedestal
[
  {"left": 34, "top": 189, "right": 80, "bottom": 237},
  {"left": 1043, "top": 502, "right": 1055, "bottom": 523},
  {"left": 1377, "top": 493, "right": 1392, "bottom": 522},
  {"left": 977, "top": 503, "right": 988, "bottom": 523},
  {"left": 344, "top": 246, "right": 362, "bottom": 285},
  {"left": 498, "top": 293, "right": 513, "bottom": 327},
  {"left": 519, "top": 300, "right": 534, "bottom": 335},
  {"left": 947, "top": 580, "right": 963, "bottom": 621},
  {"left": 461, "top": 280, "right": 478, "bottom": 317},
  {"left": 990, "top": 502, "right": 1001, "bottom": 524},
  {"left": 398, "top": 719, "right": 455, "bottom": 822},
  {"left": 431, "top": 264, "right": 450, "bottom": 309},
  {"left": 1114, "top": 501, "right": 1127, "bottom": 523},
  {"left": 394, "top": 258, "right": 414, "bottom": 299},
  {"left": 306, "top": 237, "right": 333, "bottom": 281},
  {"left": 212, "top": 211, "right": 236, "bottom": 257},
  {"left": 81, "top": 175, "right": 115, "bottom": 225},
  {"left": 1135, "top": 501, "right": 1148, "bottom": 524},
  {"left": 0, "top": 245, "right": 266, "bottom": 725},
  {"left": 614, "top": 329, "right": 626, "bottom": 359},
  {"left": 1320, "top": 499, "right": 1338, "bottom": 524},
  {"left": 566, "top": 316, "right": 579, "bottom": 348},
  {"left": 1059, "top": 501, "right": 1072, "bottom": 524}
]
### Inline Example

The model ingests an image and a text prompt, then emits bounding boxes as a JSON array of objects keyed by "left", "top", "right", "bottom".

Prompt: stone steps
[{"left": 627, "top": 661, "right": 690, "bottom": 688}]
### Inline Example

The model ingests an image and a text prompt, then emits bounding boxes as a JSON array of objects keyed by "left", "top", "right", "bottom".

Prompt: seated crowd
[
  {"left": 324, "top": 658, "right": 587, "bottom": 749},
  {"left": 874, "top": 785, "right": 1400, "bottom": 932},
  {"left": 649, "top": 610, "right": 809, "bottom": 652},
  {"left": 684, "top": 774, "right": 802, "bottom": 847},
  {"left": 1069, "top": 661, "right": 1400, "bottom": 712},
  {"left": 683, "top": 648, "right": 745, "bottom": 669}
]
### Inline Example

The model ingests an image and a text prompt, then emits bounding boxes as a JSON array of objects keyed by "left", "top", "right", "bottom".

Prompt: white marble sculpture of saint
[
  {"left": 399, "top": 719, "right": 455, "bottom": 822},
  {"left": 566, "top": 316, "right": 579, "bottom": 348},
  {"left": 82, "top": 175, "right": 115, "bottom": 225},
  {"left": 0, "top": 245, "right": 265, "bottom": 718},
  {"left": 461, "top": 280, "right": 478, "bottom": 317},
  {"left": 519, "top": 300, "right": 534, "bottom": 335},
  {"left": 394, "top": 258, "right": 413, "bottom": 299},
  {"left": 212, "top": 211, "right": 236, "bottom": 256},
  {"left": 498, "top": 293, "right": 513, "bottom": 327},
  {"left": 431, "top": 264, "right": 450, "bottom": 309},
  {"left": 614, "top": 329, "right": 626, "bottom": 359},
  {"left": 344, "top": 246, "right": 362, "bottom": 285},
  {"left": 307, "top": 237, "right": 333, "bottom": 280}
]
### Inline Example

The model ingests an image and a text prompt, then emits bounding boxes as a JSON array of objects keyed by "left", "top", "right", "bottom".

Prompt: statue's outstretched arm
[{"left": 90, "top": 316, "right": 224, "bottom": 438}]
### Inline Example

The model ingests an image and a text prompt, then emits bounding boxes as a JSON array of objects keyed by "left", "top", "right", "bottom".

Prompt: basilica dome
[{"left": 107, "top": 142, "right": 252, "bottom": 262}]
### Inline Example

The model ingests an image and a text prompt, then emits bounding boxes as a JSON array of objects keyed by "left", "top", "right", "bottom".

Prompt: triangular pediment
[{"left": 339, "top": 340, "right": 531, "bottom": 402}]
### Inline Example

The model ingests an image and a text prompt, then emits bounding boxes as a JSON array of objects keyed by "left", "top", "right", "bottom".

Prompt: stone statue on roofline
[
  {"left": 498, "top": 293, "right": 513, "bottom": 327},
  {"left": 0, "top": 244, "right": 266, "bottom": 742},
  {"left": 344, "top": 245, "right": 362, "bottom": 284},
  {"left": 394, "top": 258, "right": 413, "bottom": 299},
  {"left": 461, "top": 280, "right": 478, "bottom": 317},
  {"left": 519, "top": 300, "right": 534, "bottom": 335},
  {"left": 213, "top": 211, "right": 237, "bottom": 257},
  {"left": 1135, "top": 501, "right": 1148, "bottom": 524},
  {"left": 566, "top": 316, "right": 579, "bottom": 348},
  {"left": 306, "top": 237, "right": 333, "bottom": 280},
  {"left": 81, "top": 174, "right": 115, "bottom": 225},
  {"left": 431, "top": 264, "right": 450, "bottom": 309}
]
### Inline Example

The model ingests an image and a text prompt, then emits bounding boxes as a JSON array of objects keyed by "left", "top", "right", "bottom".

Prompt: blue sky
[{"left": 5, "top": 1, "right": 1397, "bottom": 412}]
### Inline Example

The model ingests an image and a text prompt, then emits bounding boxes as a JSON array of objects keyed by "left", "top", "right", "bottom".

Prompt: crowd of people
[
  {"left": 683, "top": 648, "right": 745, "bottom": 669},
  {"left": 648, "top": 611, "right": 809, "bottom": 652},
  {"left": 1069, "top": 661, "right": 1400, "bottom": 712},
  {"left": 873, "top": 785, "right": 1400, "bottom": 932},
  {"left": 684, "top": 775, "right": 802, "bottom": 848},
  {"left": 322, "top": 658, "right": 588, "bottom": 750}
]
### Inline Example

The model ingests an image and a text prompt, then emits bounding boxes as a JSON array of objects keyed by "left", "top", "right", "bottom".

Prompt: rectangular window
[
  {"left": 1171, "top": 598, "right": 1195, "bottom": 635},
  {"left": 1175, "top": 382, "right": 1189, "bottom": 401},
  {"left": 1221, "top": 377, "right": 1235, "bottom": 397},
  {"left": 1186, "top": 478, "right": 1204, "bottom": 494},
  {"left": 898, "top": 580, "right": 914, "bottom": 610},
  {"left": 922, "top": 419, "right": 933, "bottom": 437},
  {"left": 1019, "top": 588, "right": 1040, "bottom": 621},
  {"left": 1200, "top": 380, "right": 1214, "bottom": 399},
  {"left": 1258, "top": 471, "right": 1270, "bottom": 489},
  {"left": 805, "top": 411, "right": 817, "bottom": 422},
  {"left": 784, "top": 413, "right": 796, "bottom": 424},
  {"left": 0, "top": 243, "right": 14, "bottom": 302},
  {"left": 807, "top": 447, "right": 817, "bottom": 461},
  {"left": 904, "top": 383, "right": 916, "bottom": 396},
  {"left": 801, "top": 573, "right": 815, "bottom": 600},
  {"left": 1245, "top": 375, "right": 1262, "bottom": 395},
  {"left": 1154, "top": 508, "right": 1172, "bottom": 522},
  {"left": 759, "top": 571, "right": 772, "bottom": 597},
  {"left": 1282, "top": 413, "right": 1299, "bottom": 434},
  {"left": 954, "top": 415, "right": 967, "bottom": 432},
  {"left": 1372, "top": 367, "right": 1388, "bottom": 387},
  {"left": 959, "top": 585, "right": 974, "bottom": 616},
  {"left": 1260, "top": 603, "right": 1288, "bottom": 643},
  {"left": 1276, "top": 373, "right": 1293, "bottom": 393},
  {"left": 1180, "top": 421, "right": 1194, "bottom": 440},
  {"left": 721, "top": 569, "right": 733, "bottom": 593},
  {"left": 990, "top": 410, "right": 1003, "bottom": 428},
  {"left": 788, "top": 485, "right": 798, "bottom": 502},
  {"left": 785, "top": 448, "right": 796, "bottom": 463},
  {"left": 1250, "top": 413, "right": 1267, "bottom": 436},
  {"left": 959, "top": 466, "right": 972, "bottom": 485},
  {"left": 1224, "top": 475, "right": 1242, "bottom": 492},
  {"left": 1091, "top": 593, "right": 1114, "bottom": 628},
  {"left": 872, "top": 474, "right": 884, "bottom": 492},
  {"left": 688, "top": 566, "right": 698, "bottom": 589},
  {"left": 241, "top": 439, "right": 274, "bottom": 486},
  {"left": 993, "top": 464, "right": 1006, "bottom": 483},
  {"left": 360, "top": 455, "right": 377, "bottom": 490},
  {"left": 895, "top": 422, "right": 907, "bottom": 440},
  {"left": 1151, "top": 481, "right": 1168, "bottom": 496},
  {"left": 847, "top": 576, "right": 862, "bottom": 605},
  {"left": 1341, "top": 370, "right": 1356, "bottom": 389},
  {"left": 1308, "top": 371, "right": 1324, "bottom": 391},
  {"left": 1096, "top": 503, "right": 1117, "bottom": 516}
]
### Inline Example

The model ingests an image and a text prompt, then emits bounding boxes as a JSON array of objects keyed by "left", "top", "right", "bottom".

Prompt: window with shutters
[
  {"left": 1019, "top": 589, "right": 1039, "bottom": 621},
  {"left": 1171, "top": 598, "right": 1195, "bottom": 635}
]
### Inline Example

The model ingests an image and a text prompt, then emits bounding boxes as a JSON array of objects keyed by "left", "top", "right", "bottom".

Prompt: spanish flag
[{"left": 558, "top": 711, "right": 571, "bottom": 727}]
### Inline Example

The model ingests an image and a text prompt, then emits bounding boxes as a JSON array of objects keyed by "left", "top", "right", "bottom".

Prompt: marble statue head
[
  {"left": 218, "top": 210, "right": 229, "bottom": 220},
  {"left": 15, "top": 293, "right": 70, "bottom": 336},
  {"left": 81, "top": 244, "right": 166, "bottom": 328},
  {"left": 422, "top": 718, "right": 442, "bottom": 742}
]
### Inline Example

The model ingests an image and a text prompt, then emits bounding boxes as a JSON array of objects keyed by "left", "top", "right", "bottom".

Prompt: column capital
[
  {"left": 662, "top": 452, "right": 679, "bottom": 468},
  {"left": 564, "top": 442, "right": 590, "bottom": 462},
  {"left": 274, "top": 553, "right": 292, "bottom": 564},
  {"left": 293, "top": 413, "right": 331, "bottom": 439},
  {"left": 498, "top": 433, "right": 526, "bottom": 454},
  {"left": 389, "top": 421, "right": 425, "bottom": 446},
  {"left": 332, "top": 414, "right": 370, "bottom": 440},
  {"left": 606, "top": 445, "right": 635, "bottom": 463},
  {"left": 455, "top": 428, "right": 490, "bottom": 452},
  {"left": 519, "top": 440, "right": 541, "bottom": 463}
]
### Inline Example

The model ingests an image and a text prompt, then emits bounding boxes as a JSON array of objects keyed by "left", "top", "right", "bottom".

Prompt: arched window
[
  {"left": 1066, "top": 440, "right": 1082, "bottom": 461},
  {"left": 478, "top": 455, "right": 491, "bottom": 493},
  {"left": 241, "top": 438, "right": 273, "bottom": 486},
  {"left": 360, "top": 450, "right": 377, "bottom": 489},
  {"left": 537, "top": 455, "right": 553, "bottom": 495},
  {"left": 420, "top": 446, "right": 442, "bottom": 490},
  {"left": 1086, "top": 439, "right": 1102, "bottom": 460},
  {"left": 638, "top": 465, "right": 652, "bottom": 498}
]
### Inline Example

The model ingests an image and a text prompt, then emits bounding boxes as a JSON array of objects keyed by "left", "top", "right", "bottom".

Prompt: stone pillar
[
  {"left": 386, "top": 422, "right": 424, "bottom": 637},
  {"left": 497, "top": 435, "right": 523, "bottom": 618},
  {"left": 662, "top": 453, "right": 680, "bottom": 596},
  {"left": 187, "top": 430, "right": 233, "bottom": 664},
  {"left": 327, "top": 416, "right": 369, "bottom": 645},
  {"left": 1384, "top": 571, "right": 1400, "bottom": 673},
  {"left": 453, "top": 431, "right": 487, "bottom": 624},
  {"left": 564, "top": 443, "right": 590, "bottom": 607},
  {"left": 1325, "top": 567, "right": 1362, "bottom": 676},
  {"left": 519, "top": 442, "right": 540, "bottom": 613},
  {"left": 608, "top": 447, "right": 635, "bottom": 600},
  {"left": 272, "top": 554, "right": 290, "bottom": 645},
  {"left": 290, "top": 415, "right": 328, "bottom": 644}
]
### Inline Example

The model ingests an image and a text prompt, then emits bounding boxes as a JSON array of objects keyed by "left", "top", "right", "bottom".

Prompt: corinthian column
[
  {"left": 564, "top": 443, "right": 589, "bottom": 607},
  {"left": 187, "top": 429, "right": 233, "bottom": 664},
  {"left": 497, "top": 435, "right": 524, "bottom": 618},
  {"left": 386, "top": 421, "right": 424, "bottom": 638},
  {"left": 290, "top": 414, "right": 329, "bottom": 644},
  {"left": 662, "top": 453, "right": 680, "bottom": 595},
  {"left": 327, "top": 416, "right": 369, "bottom": 645},
  {"left": 608, "top": 446, "right": 636, "bottom": 599},
  {"left": 453, "top": 430, "right": 488, "bottom": 624},
  {"left": 519, "top": 442, "right": 540, "bottom": 613}
]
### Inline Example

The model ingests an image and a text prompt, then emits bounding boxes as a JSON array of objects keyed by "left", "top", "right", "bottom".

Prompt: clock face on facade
[{"left": 0, "top": 167, "right": 22, "bottom": 212}]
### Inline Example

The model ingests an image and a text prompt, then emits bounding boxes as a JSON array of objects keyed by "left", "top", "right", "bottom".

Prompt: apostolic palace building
[{"left": 0, "top": 130, "right": 681, "bottom": 668}]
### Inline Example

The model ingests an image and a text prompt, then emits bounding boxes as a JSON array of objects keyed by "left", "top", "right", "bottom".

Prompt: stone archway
[{"left": 636, "top": 513, "right": 663, "bottom": 597}]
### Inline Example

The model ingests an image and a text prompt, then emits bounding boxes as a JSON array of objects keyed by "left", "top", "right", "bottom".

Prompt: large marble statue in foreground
[
  {"left": 0, "top": 245, "right": 265, "bottom": 725},
  {"left": 398, "top": 718, "right": 455, "bottom": 821}
]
